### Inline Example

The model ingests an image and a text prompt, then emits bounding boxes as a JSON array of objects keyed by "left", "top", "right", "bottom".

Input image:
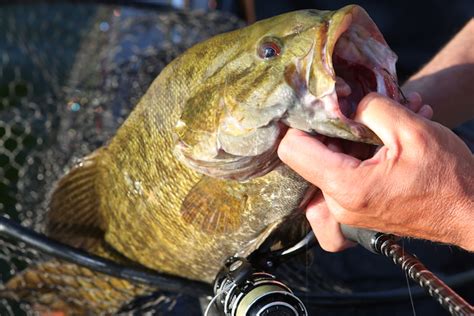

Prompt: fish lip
[
  {"left": 328, "top": 5, "right": 400, "bottom": 102},
  {"left": 289, "top": 5, "right": 399, "bottom": 144}
]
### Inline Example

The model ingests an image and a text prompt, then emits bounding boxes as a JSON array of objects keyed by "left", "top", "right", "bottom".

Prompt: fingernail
[
  {"left": 419, "top": 104, "right": 433, "bottom": 119},
  {"left": 407, "top": 91, "right": 421, "bottom": 103}
]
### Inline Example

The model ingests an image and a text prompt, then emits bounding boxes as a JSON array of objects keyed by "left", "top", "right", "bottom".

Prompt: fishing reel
[
  {"left": 210, "top": 257, "right": 308, "bottom": 316},
  {"left": 204, "top": 223, "right": 316, "bottom": 315}
]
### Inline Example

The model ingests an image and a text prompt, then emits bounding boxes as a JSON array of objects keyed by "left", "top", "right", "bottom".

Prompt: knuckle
[
  {"left": 332, "top": 209, "right": 355, "bottom": 226},
  {"left": 325, "top": 178, "right": 349, "bottom": 197},
  {"left": 409, "top": 128, "right": 430, "bottom": 148},
  {"left": 306, "top": 207, "right": 329, "bottom": 224},
  {"left": 341, "top": 190, "right": 371, "bottom": 212},
  {"left": 402, "top": 121, "right": 432, "bottom": 151},
  {"left": 330, "top": 195, "right": 372, "bottom": 226}
]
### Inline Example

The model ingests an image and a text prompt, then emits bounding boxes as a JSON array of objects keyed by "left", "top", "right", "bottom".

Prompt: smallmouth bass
[{"left": 4, "top": 5, "right": 402, "bottom": 314}]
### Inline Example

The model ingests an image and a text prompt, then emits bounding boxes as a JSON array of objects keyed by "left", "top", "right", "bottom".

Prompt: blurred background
[{"left": 0, "top": 1, "right": 473, "bottom": 315}]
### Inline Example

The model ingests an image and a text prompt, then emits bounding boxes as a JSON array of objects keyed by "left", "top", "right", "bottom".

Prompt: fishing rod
[
  {"left": 206, "top": 227, "right": 474, "bottom": 315},
  {"left": 340, "top": 225, "right": 474, "bottom": 316}
]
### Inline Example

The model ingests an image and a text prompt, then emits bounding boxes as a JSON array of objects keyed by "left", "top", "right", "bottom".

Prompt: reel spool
[{"left": 212, "top": 257, "right": 308, "bottom": 316}]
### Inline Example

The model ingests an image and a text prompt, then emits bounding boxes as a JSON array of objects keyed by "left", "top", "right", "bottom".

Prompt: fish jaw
[
  {"left": 283, "top": 5, "right": 400, "bottom": 144},
  {"left": 173, "top": 6, "right": 402, "bottom": 181}
]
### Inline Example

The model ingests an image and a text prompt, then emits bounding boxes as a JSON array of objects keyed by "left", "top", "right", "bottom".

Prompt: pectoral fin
[{"left": 180, "top": 176, "right": 247, "bottom": 235}]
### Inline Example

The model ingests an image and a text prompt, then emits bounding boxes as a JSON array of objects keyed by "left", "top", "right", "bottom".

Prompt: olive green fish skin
[
  {"left": 95, "top": 4, "right": 395, "bottom": 282},
  {"left": 174, "top": 5, "right": 397, "bottom": 179},
  {"left": 100, "top": 90, "right": 310, "bottom": 282},
  {"left": 5, "top": 5, "right": 401, "bottom": 314},
  {"left": 93, "top": 8, "right": 334, "bottom": 282},
  {"left": 96, "top": 7, "right": 363, "bottom": 282}
]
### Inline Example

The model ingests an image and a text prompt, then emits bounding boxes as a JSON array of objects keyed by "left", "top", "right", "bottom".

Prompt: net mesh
[{"left": 1, "top": 3, "right": 473, "bottom": 316}]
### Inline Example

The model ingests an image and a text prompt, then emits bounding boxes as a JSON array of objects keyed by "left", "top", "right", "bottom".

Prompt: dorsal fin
[
  {"left": 46, "top": 150, "right": 106, "bottom": 250},
  {"left": 180, "top": 176, "right": 247, "bottom": 235}
]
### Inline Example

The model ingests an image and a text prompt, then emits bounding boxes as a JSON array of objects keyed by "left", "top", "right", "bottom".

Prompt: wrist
[
  {"left": 448, "top": 167, "right": 474, "bottom": 251},
  {"left": 453, "top": 196, "right": 474, "bottom": 252}
]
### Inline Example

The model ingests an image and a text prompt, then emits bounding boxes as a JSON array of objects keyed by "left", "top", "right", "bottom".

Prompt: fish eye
[{"left": 257, "top": 38, "right": 282, "bottom": 60}]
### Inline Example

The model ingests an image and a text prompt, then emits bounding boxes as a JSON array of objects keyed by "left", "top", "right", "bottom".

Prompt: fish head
[{"left": 174, "top": 5, "right": 400, "bottom": 180}]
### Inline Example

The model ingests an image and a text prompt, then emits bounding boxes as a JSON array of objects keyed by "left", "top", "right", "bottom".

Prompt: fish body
[{"left": 4, "top": 5, "right": 401, "bottom": 314}]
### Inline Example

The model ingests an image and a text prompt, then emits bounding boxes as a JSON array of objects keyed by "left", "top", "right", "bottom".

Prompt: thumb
[
  {"left": 278, "top": 129, "right": 360, "bottom": 189},
  {"left": 355, "top": 93, "right": 424, "bottom": 147}
]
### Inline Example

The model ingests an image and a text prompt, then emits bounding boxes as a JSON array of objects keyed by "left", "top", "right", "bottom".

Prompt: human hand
[
  {"left": 278, "top": 93, "right": 474, "bottom": 252},
  {"left": 324, "top": 92, "right": 433, "bottom": 162}
]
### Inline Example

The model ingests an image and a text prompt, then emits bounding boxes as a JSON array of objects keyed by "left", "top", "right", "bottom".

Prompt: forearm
[
  {"left": 402, "top": 19, "right": 474, "bottom": 128},
  {"left": 451, "top": 165, "right": 474, "bottom": 252},
  {"left": 455, "top": 200, "right": 474, "bottom": 252}
]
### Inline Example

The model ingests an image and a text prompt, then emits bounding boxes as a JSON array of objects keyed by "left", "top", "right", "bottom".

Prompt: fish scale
[{"left": 3, "top": 5, "right": 403, "bottom": 314}]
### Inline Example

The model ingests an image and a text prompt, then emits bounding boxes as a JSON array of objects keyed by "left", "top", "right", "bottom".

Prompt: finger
[
  {"left": 305, "top": 194, "right": 355, "bottom": 252},
  {"left": 278, "top": 129, "right": 361, "bottom": 188},
  {"left": 403, "top": 91, "right": 433, "bottom": 119},
  {"left": 406, "top": 91, "right": 423, "bottom": 112},
  {"left": 418, "top": 104, "right": 433, "bottom": 120},
  {"left": 355, "top": 93, "right": 425, "bottom": 147}
]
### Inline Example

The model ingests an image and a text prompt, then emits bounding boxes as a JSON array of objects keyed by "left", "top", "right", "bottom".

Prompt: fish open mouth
[
  {"left": 283, "top": 7, "right": 402, "bottom": 145},
  {"left": 333, "top": 52, "right": 377, "bottom": 119},
  {"left": 330, "top": 8, "right": 401, "bottom": 120},
  {"left": 175, "top": 7, "right": 404, "bottom": 181}
]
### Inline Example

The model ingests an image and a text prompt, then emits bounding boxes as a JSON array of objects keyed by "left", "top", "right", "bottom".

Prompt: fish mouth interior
[
  {"left": 333, "top": 51, "right": 376, "bottom": 119},
  {"left": 332, "top": 23, "right": 399, "bottom": 119}
]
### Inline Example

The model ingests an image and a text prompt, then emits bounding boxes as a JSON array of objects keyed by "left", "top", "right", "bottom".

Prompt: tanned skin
[{"left": 403, "top": 18, "right": 474, "bottom": 128}]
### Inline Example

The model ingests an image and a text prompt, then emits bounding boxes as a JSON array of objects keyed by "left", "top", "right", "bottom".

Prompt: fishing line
[
  {"left": 204, "top": 295, "right": 219, "bottom": 316},
  {"left": 402, "top": 239, "right": 417, "bottom": 316},
  {"left": 204, "top": 281, "right": 234, "bottom": 316}
]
